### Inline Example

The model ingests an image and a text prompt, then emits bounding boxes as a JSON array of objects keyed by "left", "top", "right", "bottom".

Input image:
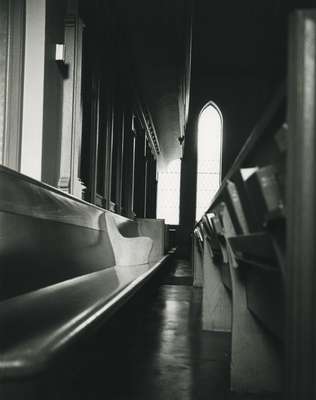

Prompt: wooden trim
[
  {"left": 58, "top": 12, "right": 85, "bottom": 199},
  {"left": 95, "top": 192, "right": 105, "bottom": 208},
  {"left": 134, "top": 123, "right": 147, "bottom": 217},
  {"left": 286, "top": 10, "right": 316, "bottom": 399},
  {"left": 135, "top": 98, "right": 160, "bottom": 159},
  {"left": 121, "top": 111, "right": 136, "bottom": 218},
  {"left": 89, "top": 75, "right": 100, "bottom": 205},
  {"left": 115, "top": 111, "right": 125, "bottom": 214},
  {"left": 129, "top": 128, "right": 136, "bottom": 218},
  {"left": 104, "top": 104, "right": 114, "bottom": 209}
]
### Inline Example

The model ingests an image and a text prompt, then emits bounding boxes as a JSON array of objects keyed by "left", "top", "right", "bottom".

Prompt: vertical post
[
  {"left": 88, "top": 76, "right": 100, "bottom": 205},
  {"left": 128, "top": 128, "right": 136, "bottom": 217},
  {"left": 20, "top": 0, "right": 46, "bottom": 180},
  {"left": 58, "top": 9, "right": 85, "bottom": 198},
  {"left": 104, "top": 104, "right": 114, "bottom": 209},
  {"left": 286, "top": 10, "right": 316, "bottom": 399},
  {"left": 134, "top": 127, "right": 146, "bottom": 217},
  {"left": 115, "top": 111, "right": 124, "bottom": 214},
  {"left": 122, "top": 112, "right": 136, "bottom": 218},
  {"left": 221, "top": 204, "right": 281, "bottom": 392},
  {"left": 3, "top": 0, "right": 25, "bottom": 171},
  {"left": 0, "top": 0, "right": 9, "bottom": 164}
]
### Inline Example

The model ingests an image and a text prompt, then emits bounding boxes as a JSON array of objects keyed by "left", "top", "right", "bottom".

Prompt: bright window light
[
  {"left": 157, "top": 159, "right": 181, "bottom": 225},
  {"left": 196, "top": 104, "right": 222, "bottom": 221}
]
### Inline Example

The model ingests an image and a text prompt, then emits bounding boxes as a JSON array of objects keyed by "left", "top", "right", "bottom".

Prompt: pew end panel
[
  {"left": 221, "top": 204, "right": 282, "bottom": 393},
  {"left": 136, "top": 218, "right": 166, "bottom": 261},
  {"left": 104, "top": 212, "right": 153, "bottom": 266},
  {"left": 200, "top": 221, "right": 232, "bottom": 332},
  {"left": 192, "top": 225, "right": 204, "bottom": 287}
]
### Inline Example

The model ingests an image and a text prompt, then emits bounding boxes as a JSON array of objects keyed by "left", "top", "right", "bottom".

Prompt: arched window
[
  {"left": 196, "top": 103, "right": 222, "bottom": 221},
  {"left": 157, "top": 159, "right": 181, "bottom": 225}
]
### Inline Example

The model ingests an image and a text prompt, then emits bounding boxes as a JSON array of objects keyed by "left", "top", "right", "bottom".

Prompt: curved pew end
[
  {"left": 136, "top": 218, "right": 165, "bottom": 261},
  {"left": 105, "top": 212, "right": 153, "bottom": 266}
]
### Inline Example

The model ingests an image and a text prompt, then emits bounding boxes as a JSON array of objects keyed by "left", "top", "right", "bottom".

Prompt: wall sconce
[
  {"left": 55, "top": 44, "right": 65, "bottom": 63},
  {"left": 55, "top": 44, "right": 69, "bottom": 78}
]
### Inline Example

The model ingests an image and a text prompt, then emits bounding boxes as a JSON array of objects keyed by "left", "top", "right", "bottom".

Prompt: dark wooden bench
[{"left": 0, "top": 166, "right": 172, "bottom": 381}]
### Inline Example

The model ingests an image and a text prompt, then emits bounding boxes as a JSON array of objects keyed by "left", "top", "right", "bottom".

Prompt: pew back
[{"left": 0, "top": 167, "right": 119, "bottom": 300}]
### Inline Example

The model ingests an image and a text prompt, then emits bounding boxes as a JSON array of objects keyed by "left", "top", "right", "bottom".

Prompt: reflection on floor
[
  {"left": 163, "top": 258, "right": 193, "bottom": 286},
  {"left": 52, "top": 258, "right": 280, "bottom": 400}
]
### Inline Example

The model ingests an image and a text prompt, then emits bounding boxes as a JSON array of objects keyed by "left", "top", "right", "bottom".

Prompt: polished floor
[
  {"left": 39, "top": 258, "right": 280, "bottom": 399},
  {"left": 47, "top": 260, "right": 278, "bottom": 400}
]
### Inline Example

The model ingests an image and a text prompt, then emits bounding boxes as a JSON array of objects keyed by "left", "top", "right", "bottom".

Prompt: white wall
[{"left": 20, "top": 0, "right": 46, "bottom": 180}]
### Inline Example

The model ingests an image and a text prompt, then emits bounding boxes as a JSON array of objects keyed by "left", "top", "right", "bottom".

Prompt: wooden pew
[
  {"left": 193, "top": 85, "right": 286, "bottom": 393},
  {"left": 200, "top": 212, "right": 232, "bottom": 332},
  {"left": 192, "top": 225, "right": 204, "bottom": 287},
  {"left": 0, "top": 166, "right": 172, "bottom": 386}
]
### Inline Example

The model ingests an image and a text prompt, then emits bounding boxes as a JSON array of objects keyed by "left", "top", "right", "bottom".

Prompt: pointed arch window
[{"left": 195, "top": 103, "right": 222, "bottom": 221}]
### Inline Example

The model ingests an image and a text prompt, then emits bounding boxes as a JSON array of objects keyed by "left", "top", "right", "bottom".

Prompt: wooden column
[
  {"left": 122, "top": 113, "right": 136, "bottom": 218},
  {"left": 286, "top": 10, "right": 316, "bottom": 399},
  {"left": 102, "top": 101, "right": 114, "bottom": 210},
  {"left": 114, "top": 110, "right": 125, "bottom": 214},
  {"left": 134, "top": 127, "right": 146, "bottom": 217},
  {"left": 58, "top": 10, "right": 85, "bottom": 198}
]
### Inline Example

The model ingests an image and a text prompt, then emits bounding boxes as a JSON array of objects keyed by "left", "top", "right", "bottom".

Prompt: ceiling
[
  {"left": 115, "top": 0, "right": 190, "bottom": 169},
  {"left": 116, "top": 0, "right": 313, "bottom": 169}
]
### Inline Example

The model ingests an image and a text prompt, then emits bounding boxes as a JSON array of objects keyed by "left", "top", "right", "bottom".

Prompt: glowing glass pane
[{"left": 196, "top": 104, "right": 222, "bottom": 221}]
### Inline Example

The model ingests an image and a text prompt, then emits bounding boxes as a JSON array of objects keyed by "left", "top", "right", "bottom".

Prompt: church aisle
[{"left": 55, "top": 259, "right": 280, "bottom": 400}]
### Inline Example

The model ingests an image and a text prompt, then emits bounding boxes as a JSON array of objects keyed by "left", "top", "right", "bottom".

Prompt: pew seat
[
  {"left": 0, "top": 166, "right": 172, "bottom": 381},
  {"left": 0, "top": 258, "right": 170, "bottom": 380}
]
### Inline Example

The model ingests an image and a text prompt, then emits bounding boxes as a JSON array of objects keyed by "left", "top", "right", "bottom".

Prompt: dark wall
[
  {"left": 192, "top": 74, "right": 279, "bottom": 176},
  {"left": 177, "top": 72, "right": 280, "bottom": 257}
]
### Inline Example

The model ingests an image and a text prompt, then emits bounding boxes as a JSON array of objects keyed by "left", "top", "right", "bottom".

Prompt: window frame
[{"left": 195, "top": 101, "right": 223, "bottom": 221}]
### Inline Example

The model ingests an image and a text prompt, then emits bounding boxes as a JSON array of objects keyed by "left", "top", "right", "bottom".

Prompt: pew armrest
[
  {"left": 111, "top": 235, "right": 153, "bottom": 266},
  {"left": 136, "top": 218, "right": 165, "bottom": 261},
  {"left": 105, "top": 212, "right": 153, "bottom": 265}
]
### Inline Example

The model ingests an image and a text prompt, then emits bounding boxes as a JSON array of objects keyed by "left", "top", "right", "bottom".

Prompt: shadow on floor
[{"left": 4, "top": 259, "right": 281, "bottom": 400}]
